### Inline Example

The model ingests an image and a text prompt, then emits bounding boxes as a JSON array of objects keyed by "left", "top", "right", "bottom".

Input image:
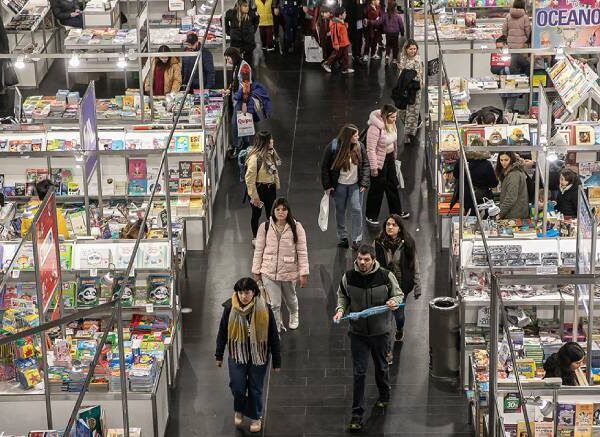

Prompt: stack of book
[{"left": 129, "top": 355, "right": 158, "bottom": 391}]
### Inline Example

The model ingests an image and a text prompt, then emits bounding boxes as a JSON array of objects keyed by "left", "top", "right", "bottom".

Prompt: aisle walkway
[{"left": 167, "top": 53, "right": 472, "bottom": 436}]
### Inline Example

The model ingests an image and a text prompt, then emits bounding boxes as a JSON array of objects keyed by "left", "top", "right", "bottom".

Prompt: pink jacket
[
  {"left": 366, "top": 110, "right": 397, "bottom": 170},
  {"left": 252, "top": 218, "right": 309, "bottom": 282},
  {"left": 501, "top": 8, "right": 531, "bottom": 49}
]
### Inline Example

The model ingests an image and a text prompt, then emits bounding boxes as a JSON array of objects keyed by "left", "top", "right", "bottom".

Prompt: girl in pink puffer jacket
[{"left": 252, "top": 197, "right": 309, "bottom": 332}]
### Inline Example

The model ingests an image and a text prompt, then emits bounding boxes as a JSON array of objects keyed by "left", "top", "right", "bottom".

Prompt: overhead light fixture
[
  {"left": 555, "top": 46, "right": 565, "bottom": 60},
  {"left": 69, "top": 53, "right": 80, "bottom": 67},
  {"left": 117, "top": 55, "right": 127, "bottom": 69},
  {"left": 14, "top": 56, "right": 25, "bottom": 69}
]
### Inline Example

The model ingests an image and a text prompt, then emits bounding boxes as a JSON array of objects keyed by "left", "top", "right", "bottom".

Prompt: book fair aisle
[
  {"left": 419, "top": 0, "right": 600, "bottom": 433},
  {"left": 0, "top": 0, "right": 229, "bottom": 431}
]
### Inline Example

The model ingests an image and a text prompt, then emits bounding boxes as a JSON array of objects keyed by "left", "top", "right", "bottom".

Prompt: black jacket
[
  {"left": 450, "top": 153, "right": 498, "bottom": 215},
  {"left": 224, "top": 8, "right": 259, "bottom": 51},
  {"left": 215, "top": 298, "right": 281, "bottom": 368},
  {"left": 391, "top": 69, "right": 420, "bottom": 109},
  {"left": 181, "top": 48, "right": 216, "bottom": 90},
  {"left": 321, "top": 139, "right": 370, "bottom": 191},
  {"left": 555, "top": 184, "right": 578, "bottom": 217},
  {"left": 51, "top": 0, "right": 81, "bottom": 21},
  {"left": 374, "top": 240, "right": 417, "bottom": 295},
  {"left": 343, "top": 0, "right": 365, "bottom": 31}
]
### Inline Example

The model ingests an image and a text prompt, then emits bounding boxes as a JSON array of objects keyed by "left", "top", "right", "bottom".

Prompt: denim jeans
[
  {"left": 350, "top": 333, "right": 391, "bottom": 418},
  {"left": 228, "top": 357, "right": 268, "bottom": 420},
  {"left": 393, "top": 296, "right": 406, "bottom": 331},
  {"left": 333, "top": 183, "right": 363, "bottom": 243}
]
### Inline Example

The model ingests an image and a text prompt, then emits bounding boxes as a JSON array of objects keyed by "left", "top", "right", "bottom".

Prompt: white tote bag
[
  {"left": 236, "top": 111, "right": 255, "bottom": 137},
  {"left": 395, "top": 160, "right": 405, "bottom": 189},
  {"left": 318, "top": 193, "right": 329, "bottom": 231},
  {"left": 304, "top": 36, "right": 323, "bottom": 63}
]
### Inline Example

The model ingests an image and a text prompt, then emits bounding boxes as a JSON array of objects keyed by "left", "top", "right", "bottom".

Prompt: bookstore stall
[{"left": 0, "top": 80, "right": 196, "bottom": 436}]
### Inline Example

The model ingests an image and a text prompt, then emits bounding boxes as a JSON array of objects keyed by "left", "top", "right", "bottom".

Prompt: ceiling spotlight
[
  {"left": 14, "top": 56, "right": 25, "bottom": 69},
  {"left": 69, "top": 53, "right": 80, "bottom": 67},
  {"left": 117, "top": 55, "right": 127, "bottom": 69}
]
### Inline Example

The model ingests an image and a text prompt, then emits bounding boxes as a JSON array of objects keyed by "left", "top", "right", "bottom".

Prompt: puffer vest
[{"left": 345, "top": 268, "right": 392, "bottom": 336}]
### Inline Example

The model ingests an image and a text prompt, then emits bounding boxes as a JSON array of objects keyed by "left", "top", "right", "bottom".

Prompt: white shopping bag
[
  {"left": 236, "top": 111, "right": 255, "bottom": 137},
  {"left": 395, "top": 160, "right": 405, "bottom": 189},
  {"left": 318, "top": 193, "right": 329, "bottom": 232},
  {"left": 304, "top": 36, "right": 323, "bottom": 63}
]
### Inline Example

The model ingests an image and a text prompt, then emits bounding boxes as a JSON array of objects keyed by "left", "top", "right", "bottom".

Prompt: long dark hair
[
  {"left": 157, "top": 45, "right": 172, "bottom": 64},
  {"left": 332, "top": 124, "right": 360, "bottom": 172},
  {"left": 386, "top": 0, "right": 398, "bottom": 17},
  {"left": 270, "top": 197, "right": 298, "bottom": 243},
  {"left": 376, "top": 214, "right": 416, "bottom": 270},
  {"left": 224, "top": 46, "right": 242, "bottom": 67},
  {"left": 495, "top": 151, "right": 518, "bottom": 180},
  {"left": 543, "top": 342, "right": 585, "bottom": 386},
  {"left": 560, "top": 168, "right": 579, "bottom": 187},
  {"left": 248, "top": 131, "right": 279, "bottom": 167}
]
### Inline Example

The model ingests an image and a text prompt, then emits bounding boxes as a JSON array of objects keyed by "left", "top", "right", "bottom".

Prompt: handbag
[
  {"left": 1, "top": 60, "right": 18, "bottom": 88},
  {"left": 304, "top": 35, "right": 323, "bottom": 63},
  {"left": 395, "top": 160, "right": 405, "bottom": 189}
]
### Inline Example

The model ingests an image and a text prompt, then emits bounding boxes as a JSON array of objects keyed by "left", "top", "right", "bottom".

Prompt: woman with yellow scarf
[{"left": 215, "top": 277, "right": 281, "bottom": 433}]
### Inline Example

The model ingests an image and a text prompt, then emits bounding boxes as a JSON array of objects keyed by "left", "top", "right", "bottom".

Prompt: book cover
[
  {"left": 191, "top": 161, "right": 204, "bottom": 173},
  {"left": 128, "top": 179, "right": 147, "bottom": 196},
  {"left": 174, "top": 135, "right": 189, "bottom": 152},
  {"left": 77, "top": 277, "right": 99, "bottom": 307},
  {"left": 77, "top": 405, "right": 102, "bottom": 434},
  {"left": 592, "top": 403, "right": 600, "bottom": 425},
  {"left": 189, "top": 134, "right": 203, "bottom": 152},
  {"left": 147, "top": 274, "right": 170, "bottom": 305},
  {"left": 179, "top": 161, "right": 192, "bottom": 178},
  {"left": 191, "top": 172, "right": 204, "bottom": 195},
  {"left": 77, "top": 246, "right": 111, "bottom": 269},
  {"left": 517, "top": 421, "right": 535, "bottom": 436},
  {"left": 485, "top": 125, "right": 508, "bottom": 146},
  {"left": 575, "top": 125, "right": 595, "bottom": 146},
  {"left": 67, "top": 181, "right": 80, "bottom": 196},
  {"left": 558, "top": 426, "right": 574, "bottom": 437},
  {"left": 439, "top": 128, "right": 460, "bottom": 150},
  {"left": 507, "top": 125, "right": 531, "bottom": 146},
  {"left": 559, "top": 403, "right": 577, "bottom": 426},
  {"left": 178, "top": 178, "right": 192, "bottom": 194},
  {"left": 138, "top": 243, "right": 168, "bottom": 269},
  {"left": 535, "top": 421, "right": 554, "bottom": 437},
  {"left": 577, "top": 403, "right": 594, "bottom": 426},
  {"left": 128, "top": 158, "right": 147, "bottom": 180},
  {"left": 575, "top": 426, "right": 592, "bottom": 437}
]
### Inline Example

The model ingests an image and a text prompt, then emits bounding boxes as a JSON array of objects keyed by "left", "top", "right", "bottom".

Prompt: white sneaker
[
  {"left": 234, "top": 412, "right": 243, "bottom": 427},
  {"left": 342, "top": 68, "right": 355, "bottom": 74},
  {"left": 372, "top": 54, "right": 380, "bottom": 60},
  {"left": 251, "top": 238, "right": 256, "bottom": 247},
  {"left": 365, "top": 217, "right": 379, "bottom": 226},
  {"left": 289, "top": 312, "right": 299, "bottom": 330},
  {"left": 250, "top": 419, "right": 262, "bottom": 433},
  {"left": 322, "top": 62, "right": 331, "bottom": 73},
  {"left": 362, "top": 55, "right": 369, "bottom": 62}
]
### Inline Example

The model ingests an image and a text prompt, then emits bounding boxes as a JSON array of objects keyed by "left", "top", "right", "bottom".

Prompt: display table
[
  {"left": 83, "top": 0, "right": 121, "bottom": 27},
  {"left": 0, "top": 361, "right": 169, "bottom": 437}
]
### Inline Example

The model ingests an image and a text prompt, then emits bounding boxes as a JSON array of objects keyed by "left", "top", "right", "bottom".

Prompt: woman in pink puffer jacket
[
  {"left": 501, "top": 0, "right": 531, "bottom": 73},
  {"left": 365, "top": 104, "right": 410, "bottom": 225},
  {"left": 252, "top": 197, "right": 309, "bottom": 332}
]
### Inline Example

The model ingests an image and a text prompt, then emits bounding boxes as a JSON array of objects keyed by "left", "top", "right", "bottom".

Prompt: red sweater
[{"left": 329, "top": 18, "right": 350, "bottom": 49}]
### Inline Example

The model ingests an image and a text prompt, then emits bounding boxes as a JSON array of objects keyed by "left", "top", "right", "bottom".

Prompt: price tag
[
  {"left": 90, "top": 268, "right": 98, "bottom": 277},
  {"left": 477, "top": 306, "right": 490, "bottom": 328},
  {"left": 536, "top": 265, "right": 558, "bottom": 275},
  {"left": 145, "top": 303, "right": 154, "bottom": 313},
  {"left": 11, "top": 269, "right": 20, "bottom": 278}
]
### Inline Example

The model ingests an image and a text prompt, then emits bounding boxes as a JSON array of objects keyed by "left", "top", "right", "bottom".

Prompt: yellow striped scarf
[{"left": 228, "top": 292, "right": 269, "bottom": 365}]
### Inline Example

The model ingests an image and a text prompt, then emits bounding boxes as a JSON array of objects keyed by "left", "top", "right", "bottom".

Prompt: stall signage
[
  {"left": 80, "top": 82, "right": 98, "bottom": 184},
  {"left": 35, "top": 192, "right": 61, "bottom": 312},
  {"left": 533, "top": 0, "right": 600, "bottom": 48}
]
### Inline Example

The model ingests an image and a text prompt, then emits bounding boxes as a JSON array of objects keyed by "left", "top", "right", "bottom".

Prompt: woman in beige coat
[
  {"left": 252, "top": 197, "right": 309, "bottom": 333},
  {"left": 144, "top": 45, "right": 182, "bottom": 96}
]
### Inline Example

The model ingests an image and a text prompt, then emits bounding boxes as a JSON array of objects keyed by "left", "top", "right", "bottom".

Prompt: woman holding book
[
  {"left": 252, "top": 197, "right": 309, "bottom": 332},
  {"left": 215, "top": 277, "right": 281, "bottom": 433},
  {"left": 495, "top": 151, "right": 529, "bottom": 219},
  {"left": 543, "top": 342, "right": 587, "bottom": 386}
]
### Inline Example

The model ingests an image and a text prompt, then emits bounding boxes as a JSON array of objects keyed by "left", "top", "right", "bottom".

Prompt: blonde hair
[{"left": 381, "top": 104, "right": 398, "bottom": 133}]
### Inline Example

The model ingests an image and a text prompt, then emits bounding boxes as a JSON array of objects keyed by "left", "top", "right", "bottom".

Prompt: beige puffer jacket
[
  {"left": 502, "top": 8, "right": 531, "bottom": 49},
  {"left": 252, "top": 218, "right": 309, "bottom": 282}
]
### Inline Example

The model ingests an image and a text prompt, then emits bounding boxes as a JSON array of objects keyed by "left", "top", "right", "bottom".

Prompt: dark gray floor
[{"left": 168, "top": 51, "right": 473, "bottom": 437}]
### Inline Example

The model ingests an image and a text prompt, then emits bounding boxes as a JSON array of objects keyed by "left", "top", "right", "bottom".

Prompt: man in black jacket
[
  {"left": 342, "top": 0, "right": 366, "bottom": 65},
  {"left": 51, "top": 0, "right": 83, "bottom": 27},
  {"left": 181, "top": 32, "right": 216, "bottom": 90},
  {"left": 333, "top": 245, "right": 403, "bottom": 432}
]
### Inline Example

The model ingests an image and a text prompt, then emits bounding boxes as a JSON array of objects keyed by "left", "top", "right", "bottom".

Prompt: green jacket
[{"left": 499, "top": 161, "right": 529, "bottom": 219}]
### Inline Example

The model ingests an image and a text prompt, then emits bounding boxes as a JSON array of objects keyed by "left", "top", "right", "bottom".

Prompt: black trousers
[
  {"left": 251, "top": 183, "right": 277, "bottom": 237},
  {"left": 350, "top": 332, "right": 391, "bottom": 417},
  {"left": 365, "top": 152, "right": 402, "bottom": 221}
]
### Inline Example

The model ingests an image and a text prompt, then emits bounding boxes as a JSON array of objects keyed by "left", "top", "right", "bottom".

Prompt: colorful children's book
[
  {"left": 577, "top": 403, "right": 594, "bottom": 426},
  {"left": 558, "top": 403, "right": 577, "bottom": 426}
]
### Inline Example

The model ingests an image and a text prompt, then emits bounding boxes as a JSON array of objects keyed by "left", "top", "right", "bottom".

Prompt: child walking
[
  {"left": 362, "top": 0, "right": 381, "bottom": 62},
  {"left": 381, "top": 0, "right": 404, "bottom": 66},
  {"left": 322, "top": 7, "right": 354, "bottom": 74},
  {"left": 256, "top": 0, "right": 275, "bottom": 51}
]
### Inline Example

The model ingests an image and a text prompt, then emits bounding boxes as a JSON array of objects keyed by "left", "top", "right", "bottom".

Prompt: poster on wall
[
  {"left": 533, "top": 0, "right": 600, "bottom": 48},
  {"left": 80, "top": 81, "right": 98, "bottom": 184}
]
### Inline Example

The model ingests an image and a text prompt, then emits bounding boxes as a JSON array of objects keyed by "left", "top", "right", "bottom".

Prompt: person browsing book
[
  {"left": 495, "top": 151, "right": 529, "bottom": 219},
  {"left": 555, "top": 168, "right": 579, "bottom": 218},
  {"left": 333, "top": 245, "right": 403, "bottom": 432},
  {"left": 543, "top": 342, "right": 587, "bottom": 386}
]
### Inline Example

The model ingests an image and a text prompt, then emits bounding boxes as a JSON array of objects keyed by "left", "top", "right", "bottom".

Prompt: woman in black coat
[
  {"left": 321, "top": 123, "right": 370, "bottom": 249},
  {"left": 450, "top": 147, "right": 498, "bottom": 216},
  {"left": 225, "top": 0, "right": 259, "bottom": 64},
  {"left": 555, "top": 168, "right": 579, "bottom": 217}
]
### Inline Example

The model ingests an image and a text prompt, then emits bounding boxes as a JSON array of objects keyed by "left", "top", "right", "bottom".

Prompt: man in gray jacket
[{"left": 333, "top": 244, "right": 403, "bottom": 432}]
